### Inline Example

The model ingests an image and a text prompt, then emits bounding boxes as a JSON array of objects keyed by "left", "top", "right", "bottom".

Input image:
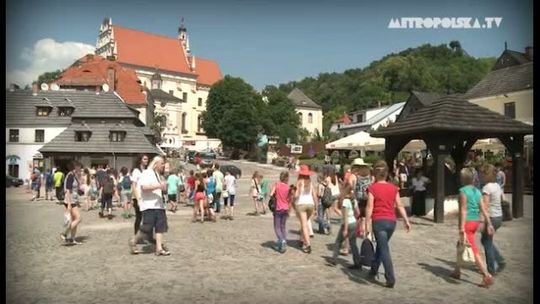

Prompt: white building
[
  {"left": 287, "top": 88, "right": 323, "bottom": 140},
  {"left": 338, "top": 102, "right": 406, "bottom": 137},
  {"left": 95, "top": 18, "right": 223, "bottom": 150}
]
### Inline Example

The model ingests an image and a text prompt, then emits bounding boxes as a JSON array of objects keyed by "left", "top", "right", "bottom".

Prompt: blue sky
[{"left": 6, "top": 0, "right": 533, "bottom": 89}]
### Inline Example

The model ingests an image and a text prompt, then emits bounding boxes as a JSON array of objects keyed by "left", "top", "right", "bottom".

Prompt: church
[{"left": 95, "top": 18, "right": 223, "bottom": 151}]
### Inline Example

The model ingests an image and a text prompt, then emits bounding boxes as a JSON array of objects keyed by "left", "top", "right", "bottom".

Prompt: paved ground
[{"left": 6, "top": 161, "right": 534, "bottom": 304}]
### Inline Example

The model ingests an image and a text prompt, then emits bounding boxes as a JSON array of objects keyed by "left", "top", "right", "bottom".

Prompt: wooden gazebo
[{"left": 371, "top": 96, "right": 533, "bottom": 223}]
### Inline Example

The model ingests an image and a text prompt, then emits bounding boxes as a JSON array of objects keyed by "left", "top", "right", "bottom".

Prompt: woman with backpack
[
  {"left": 119, "top": 167, "right": 133, "bottom": 219},
  {"left": 365, "top": 160, "right": 411, "bottom": 288},
  {"left": 294, "top": 165, "right": 317, "bottom": 253},
  {"left": 329, "top": 183, "right": 361, "bottom": 269},
  {"left": 269, "top": 171, "right": 291, "bottom": 253},
  {"left": 60, "top": 160, "right": 84, "bottom": 245},
  {"left": 349, "top": 158, "right": 373, "bottom": 238},
  {"left": 449, "top": 167, "right": 494, "bottom": 288},
  {"left": 317, "top": 173, "right": 332, "bottom": 235}
]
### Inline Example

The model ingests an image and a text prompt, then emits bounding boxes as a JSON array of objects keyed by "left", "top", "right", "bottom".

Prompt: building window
[
  {"left": 181, "top": 113, "right": 188, "bottom": 133},
  {"left": 356, "top": 114, "right": 364, "bottom": 123},
  {"left": 169, "top": 90, "right": 174, "bottom": 95},
  {"left": 109, "top": 131, "right": 126, "bottom": 142},
  {"left": 504, "top": 102, "right": 516, "bottom": 119},
  {"left": 75, "top": 131, "right": 91, "bottom": 142},
  {"left": 308, "top": 113, "right": 313, "bottom": 124},
  {"left": 197, "top": 115, "right": 203, "bottom": 132},
  {"left": 8, "top": 164, "right": 19, "bottom": 178},
  {"left": 58, "top": 107, "right": 74, "bottom": 117},
  {"left": 183, "top": 92, "right": 188, "bottom": 103},
  {"left": 9, "top": 129, "right": 19, "bottom": 142},
  {"left": 35, "top": 129, "right": 44, "bottom": 143},
  {"left": 36, "top": 107, "right": 50, "bottom": 116},
  {"left": 198, "top": 98, "right": 203, "bottom": 107}
]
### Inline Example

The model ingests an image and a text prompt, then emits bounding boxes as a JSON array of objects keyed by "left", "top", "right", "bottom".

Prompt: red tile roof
[
  {"left": 56, "top": 54, "right": 147, "bottom": 105},
  {"left": 195, "top": 58, "right": 223, "bottom": 86},
  {"left": 336, "top": 113, "right": 352, "bottom": 124},
  {"left": 112, "top": 25, "right": 222, "bottom": 86}
]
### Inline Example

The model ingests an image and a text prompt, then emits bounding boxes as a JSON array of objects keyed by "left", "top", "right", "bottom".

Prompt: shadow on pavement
[
  {"left": 409, "top": 219, "right": 435, "bottom": 226},
  {"left": 434, "top": 257, "right": 478, "bottom": 272},
  {"left": 260, "top": 241, "right": 279, "bottom": 252},
  {"left": 74, "top": 236, "right": 90, "bottom": 242},
  {"left": 418, "top": 261, "right": 478, "bottom": 286}
]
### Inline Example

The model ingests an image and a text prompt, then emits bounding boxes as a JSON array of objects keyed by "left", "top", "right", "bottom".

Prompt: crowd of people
[{"left": 26, "top": 152, "right": 507, "bottom": 288}]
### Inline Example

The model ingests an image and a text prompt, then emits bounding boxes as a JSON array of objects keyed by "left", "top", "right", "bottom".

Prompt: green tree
[
  {"left": 35, "top": 69, "right": 63, "bottom": 85},
  {"left": 261, "top": 85, "right": 300, "bottom": 144},
  {"left": 202, "top": 76, "right": 262, "bottom": 150},
  {"left": 151, "top": 112, "right": 167, "bottom": 145}
]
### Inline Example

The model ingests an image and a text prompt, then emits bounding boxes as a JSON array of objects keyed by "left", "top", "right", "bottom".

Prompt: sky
[{"left": 6, "top": 0, "right": 533, "bottom": 90}]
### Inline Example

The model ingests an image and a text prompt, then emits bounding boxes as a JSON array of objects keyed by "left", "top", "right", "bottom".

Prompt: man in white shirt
[
  {"left": 212, "top": 163, "right": 225, "bottom": 213},
  {"left": 129, "top": 156, "right": 170, "bottom": 256},
  {"left": 223, "top": 171, "right": 237, "bottom": 220}
]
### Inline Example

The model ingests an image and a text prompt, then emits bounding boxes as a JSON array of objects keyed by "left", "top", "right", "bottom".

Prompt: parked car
[
  {"left": 6, "top": 175, "right": 23, "bottom": 187},
  {"left": 187, "top": 150, "right": 197, "bottom": 164},
  {"left": 200, "top": 152, "right": 217, "bottom": 168},
  {"left": 220, "top": 165, "right": 242, "bottom": 179}
]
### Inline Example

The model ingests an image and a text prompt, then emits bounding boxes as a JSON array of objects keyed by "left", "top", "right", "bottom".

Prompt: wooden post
[
  {"left": 433, "top": 150, "right": 447, "bottom": 223},
  {"left": 512, "top": 136, "right": 524, "bottom": 218}
]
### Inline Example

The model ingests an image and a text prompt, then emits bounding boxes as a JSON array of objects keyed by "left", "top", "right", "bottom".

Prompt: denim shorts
[{"left": 140, "top": 209, "right": 168, "bottom": 234}]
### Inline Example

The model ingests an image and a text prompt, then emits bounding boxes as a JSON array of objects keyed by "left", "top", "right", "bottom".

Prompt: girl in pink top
[{"left": 269, "top": 171, "right": 291, "bottom": 253}]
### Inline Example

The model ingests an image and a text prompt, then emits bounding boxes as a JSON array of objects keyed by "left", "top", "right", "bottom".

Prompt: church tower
[{"left": 178, "top": 17, "right": 190, "bottom": 54}]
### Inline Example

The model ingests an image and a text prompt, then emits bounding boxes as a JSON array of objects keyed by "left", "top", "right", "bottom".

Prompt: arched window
[
  {"left": 197, "top": 115, "right": 203, "bottom": 132},
  {"left": 181, "top": 112, "right": 187, "bottom": 133},
  {"left": 308, "top": 113, "right": 313, "bottom": 124}
]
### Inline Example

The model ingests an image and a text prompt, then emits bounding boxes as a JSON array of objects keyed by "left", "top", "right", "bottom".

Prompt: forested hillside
[{"left": 277, "top": 41, "right": 496, "bottom": 133}]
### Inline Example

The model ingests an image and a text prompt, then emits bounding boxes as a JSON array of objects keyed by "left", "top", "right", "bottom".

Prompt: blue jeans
[
  {"left": 333, "top": 222, "right": 360, "bottom": 266},
  {"left": 481, "top": 216, "right": 505, "bottom": 274},
  {"left": 317, "top": 202, "right": 330, "bottom": 233},
  {"left": 372, "top": 220, "right": 396, "bottom": 284},
  {"left": 273, "top": 210, "right": 289, "bottom": 244}
]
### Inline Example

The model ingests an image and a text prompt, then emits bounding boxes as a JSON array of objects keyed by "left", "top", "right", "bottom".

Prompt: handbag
[
  {"left": 457, "top": 237, "right": 475, "bottom": 264},
  {"left": 222, "top": 190, "right": 229, "bottom": 198},
  {"left": 268, "top": 194, "right": 276, "bottom": 213}
]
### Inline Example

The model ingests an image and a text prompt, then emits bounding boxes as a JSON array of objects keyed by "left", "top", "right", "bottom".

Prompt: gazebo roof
[{"left": 371, "top": 95, "right": 533, "bottom": 138}]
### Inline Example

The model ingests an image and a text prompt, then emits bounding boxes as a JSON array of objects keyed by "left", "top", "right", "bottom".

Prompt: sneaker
[
  {"left": 129, "top": 239, "right": 140, "bottom": 254},
  {"left": 71, "top": 239, "right": 83, "bottom": 245},
  {"left": 280, "top": 241, "right": 287, "bottom": 253},
  {"left": 60, "top": 233, "right": 67, "bottom": 241},
  {"left": 497, "top": 263, "right": 506, "bottom": 274}
]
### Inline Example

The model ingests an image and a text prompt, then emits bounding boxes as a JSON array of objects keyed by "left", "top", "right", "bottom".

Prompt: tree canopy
[
  {"left": 277, "top": 41, "right": 496, "bottom": 136},
  {"left": 35, "top": 69, "right": 63, "bottom": 85}
]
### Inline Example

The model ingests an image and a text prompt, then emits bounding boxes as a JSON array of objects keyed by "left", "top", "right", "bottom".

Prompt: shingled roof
[
  {"left": 6, "top": 90, "right": 144, "bottom": 128},
  {"left": 463, "top": 62, "right": 533, "bottom": 99},
  {"left": 412, "top": 91, "right": 443, "bottom": 105},
  {"left": 39, "top": 121, "right": 162, "bottom": 154},
  {"left": 288, "top": 88, "right": 322, "bottom": 109},
  {"left": 149, "top": 89, "right": 183, "bottom": 103},
  {"left": 371, "top": 95, "right": 533, "bottom": 138}
]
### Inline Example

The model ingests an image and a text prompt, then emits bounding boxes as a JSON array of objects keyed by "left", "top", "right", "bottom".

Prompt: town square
[{"left": 5, "top": 0, "right": 533, "bottom": 303}]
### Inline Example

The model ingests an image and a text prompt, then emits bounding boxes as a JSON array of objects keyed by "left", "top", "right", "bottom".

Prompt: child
[{"left": 330, "top": 183, "right": 361, "bottom": 269}]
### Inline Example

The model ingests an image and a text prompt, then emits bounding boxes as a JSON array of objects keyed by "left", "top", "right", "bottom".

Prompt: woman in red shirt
[{"left": 365, "top": 160, "right": 411, "bottom": 288}]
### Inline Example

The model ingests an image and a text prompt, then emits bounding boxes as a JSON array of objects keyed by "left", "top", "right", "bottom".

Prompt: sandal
[
  {"left": 155, "top": 249, "right": 171, "bottom": 256},
  {"left": 449, "top": 270, "right": 461, "bottom": 280},
  {"left": 478, "top": 275, "right": 494, "bottom": 288},
  {"left": 129, "top": 239, "right": 140, "bottom": 254}
]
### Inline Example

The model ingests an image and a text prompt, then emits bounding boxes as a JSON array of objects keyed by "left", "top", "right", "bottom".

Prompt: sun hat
[
  {"left": 298, "top": 165, "right": 313, "bottom": 176},
  {"left": 351, "top": 158, "right": 371, "bottom": 167}
]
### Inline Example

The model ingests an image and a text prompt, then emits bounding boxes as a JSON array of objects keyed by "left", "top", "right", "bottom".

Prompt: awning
[{"left": 325, "top": 131, "right": 425, "bottom": 152}]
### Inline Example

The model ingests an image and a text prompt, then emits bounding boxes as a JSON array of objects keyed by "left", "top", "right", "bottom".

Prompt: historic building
[
  {"left": 95, "top": 18, "right": 223, "bottom": 150},
  {"left": 287, "top": 88, "right": 323, "bottom": 140},
  {"left": 6, "top": 88, "right": 161, "bottom": 180}
]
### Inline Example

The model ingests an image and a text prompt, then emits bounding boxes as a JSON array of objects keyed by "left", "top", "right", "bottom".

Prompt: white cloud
[{"left": 6, "top": 38, "right": 95, "bottom": 87}]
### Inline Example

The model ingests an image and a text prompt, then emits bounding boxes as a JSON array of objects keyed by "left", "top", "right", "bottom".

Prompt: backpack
[
  {"left": 360, "top": 237, "right": 376, "bottom": 267},
  {"left": 121, "top": 176, "right": 131, "bottom": 190},
  {"left": 320, "top": 183, "right": 333, "bottom": 209},
  {"left": 46, "top": 173, "right": 54, "bottom": 186},
  {"left": 355, "top": 176, "right": 371, "bottom": 201},
  {"left": 102, "top": 177, "right": 115, "bottom": 195}
]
